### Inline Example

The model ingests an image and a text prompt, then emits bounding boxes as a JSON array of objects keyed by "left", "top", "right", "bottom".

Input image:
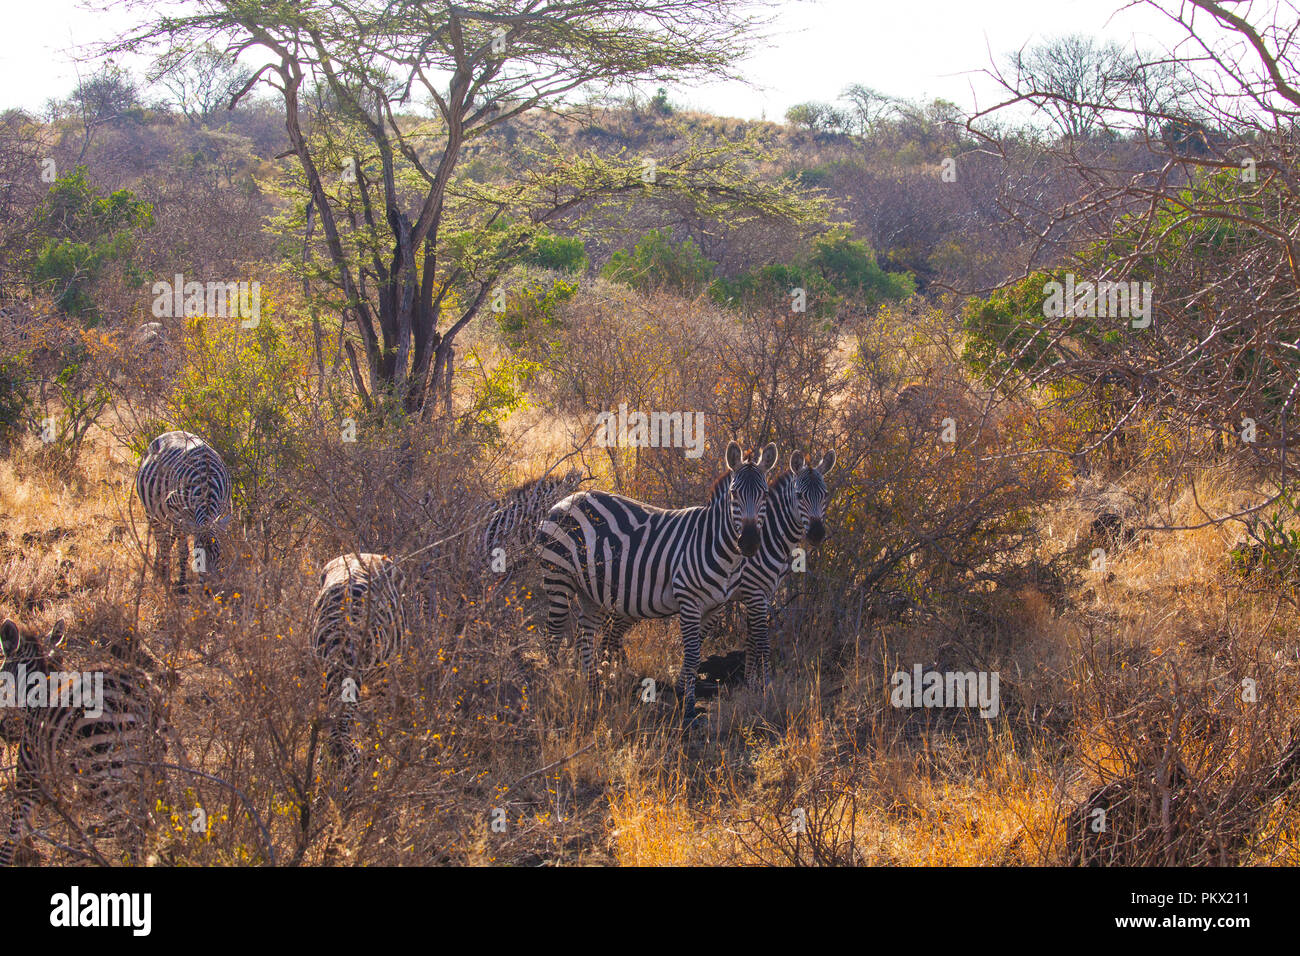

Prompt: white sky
[{"left": 0, "top": 0, "right": 1199, "bottom": 119}]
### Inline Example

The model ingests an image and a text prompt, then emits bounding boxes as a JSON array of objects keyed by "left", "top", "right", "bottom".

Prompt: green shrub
[
  {"left": 136, "top": 309, "right": 313, "bottom": 521},
  {"left": 29, "top": 167, "right": 153, "bottom": 323},
  {"left": 601, "top": 227, "right": 716, "bottom": 296},
  {"left": 523, "top": 231, "right": 587, "bottom": 274},
  {"left": 494, "top": 275, "right": 579, "bottom": 353}
]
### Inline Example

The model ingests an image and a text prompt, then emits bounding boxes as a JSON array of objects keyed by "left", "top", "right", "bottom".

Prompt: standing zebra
[
  {"left": 0, "top": 617, "right": 166, "bottom": 866},
  {"left": 537, "top": 440, "right": 778, "bottom": 728},
  {"left": 705, "top": 449, "right": 836, "bottom": 687},
  {"left": 308, "top": 553, "right": 408, "bottom": 772},
  {"left": 135, "top": 430, "right": 232, "bottom": 590}
]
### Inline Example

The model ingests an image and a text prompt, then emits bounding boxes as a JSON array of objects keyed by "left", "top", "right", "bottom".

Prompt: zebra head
[
  {"left": 195, "top": 509, "right": 230, "bottom": 578},
  {"left": 725, "top": 440, "right": 779, "bottom": 557},
  {"left": 0, "top": 619, "right": 67, "bottom": 738},
  {"left": 0, "top": 618, "right": 65, "bottom": 671},
  {"left": 789, "top": 450, "right": 837, "bottom": 545}
]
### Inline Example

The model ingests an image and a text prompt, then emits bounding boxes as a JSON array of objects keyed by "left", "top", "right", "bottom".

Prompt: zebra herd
[{"left": 0, "top": 430, "right": 835, "bottom": 862}]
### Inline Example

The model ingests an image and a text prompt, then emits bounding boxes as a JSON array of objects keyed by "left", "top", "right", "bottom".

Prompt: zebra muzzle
[
  {"left": 806, "top": 519, "right": 826, "bottom": 545},
  {"left": 738, "top": 524, "right": 761, "bottom": 556}
]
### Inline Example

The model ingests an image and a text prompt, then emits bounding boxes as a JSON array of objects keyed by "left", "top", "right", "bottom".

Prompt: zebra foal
[
  {"left": 537, "top": 440, "right": 778, "bottom": 728},
  {"left": 0, "top": 617, "right": 166, "bottom": 866},
  {"left": 308, "top": 553, "right": 408, "bottom": 772},
  {"left": 135, "top": 430, "right": 232, "bottom": 590}
]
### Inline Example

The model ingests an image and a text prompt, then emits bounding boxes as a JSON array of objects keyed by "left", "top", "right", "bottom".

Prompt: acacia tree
[{"left": 109, "top": 0, "right": 815, "bottom": 417}]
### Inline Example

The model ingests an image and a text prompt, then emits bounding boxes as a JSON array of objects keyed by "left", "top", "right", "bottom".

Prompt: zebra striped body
[
  {"left": 135, "top": 430, "right": 232, "bottom": 589},
  {"left": 537, "top": 441, "right": 778, "bottom": 727},
  {"left": 308, "top": 553, "right": 407, "bottom": 770},
  {"left": 481, "top": 469, "right": 584, "bottom": 570},
  {"left": 706, "top": 450, "right": 837, "bottom": 686},
  {"left": 0, "top": 618, "right": 165, "bottom": 866},
  {"left": 415, "top": 469, "right": 584, "bottom": 615}
]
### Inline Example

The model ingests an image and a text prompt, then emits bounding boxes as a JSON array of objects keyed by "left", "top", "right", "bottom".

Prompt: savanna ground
[
  {"left": 4, "top": 294, "right": 1299, "bottom": 866},
  {"left": 5, "top": 0, "right": 1300, "bottom": 867}
]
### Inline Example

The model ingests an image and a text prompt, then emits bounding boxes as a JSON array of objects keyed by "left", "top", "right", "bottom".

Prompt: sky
[{"left": 0, "top": 0, "right": 1201, "bottom": 120}]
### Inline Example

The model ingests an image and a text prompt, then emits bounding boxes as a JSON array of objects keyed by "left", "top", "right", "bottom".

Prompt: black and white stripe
[
  {"left": 0, "top": 618, "right": 166, "bottom": 866},
  {"left": 706, "top": 449, "right": 836, "bottom": 686},
  {"left": 135, "top": 430, "right": 232, "bottom": 588},
  {"left": 308, "top": 553, "right": 407, "bottom": 771},
  {"left": 537, "top": 441, "right": 778, "bottom": 727},
  {"left": 481, "top": 469, "right": 584, "bottom": 574}
]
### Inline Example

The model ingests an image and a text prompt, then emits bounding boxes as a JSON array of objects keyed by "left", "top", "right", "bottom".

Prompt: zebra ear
[
  {"left": 789, "top": 450, "right": 805, "bottom": 474},
  {"left": 758, "top": 442, "right": 779, "bottom": 472},
  {"left": 0, "top": 618, "right": 18, "bottom": 654},
  {"left": 48, "top": 619, "right": 67, "bottom": 650},
  {"left": 816, "top": 449, "right": 837, "bottom": 476},
  {"left": 725, "top": 440, "right": 742, "bottom": 471}
]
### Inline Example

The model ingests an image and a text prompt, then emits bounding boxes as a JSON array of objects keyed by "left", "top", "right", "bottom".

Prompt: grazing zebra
[
  {"left": 704, "top": 449, "right": 836, "bottom": 687},
  {"left": 537, "top": 440, "right": 778, "bottom": 728},
  {"left": 0, "top": 617, "right": 166, "bottom": 866},
  {"left": 308, "top": 553, "right": 407, "bottom": 771},
  {"left": 414, "top": 468, "right": 584, "bottom": 611},
  {"left": 481, "top": 469, "right": 585, "bottom": 570},
  {"left": 135, "top": 430, "right": 232, "bottom": 590}
]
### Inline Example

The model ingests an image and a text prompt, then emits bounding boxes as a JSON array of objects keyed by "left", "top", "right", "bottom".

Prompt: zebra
[
  {"left": 413, "top": 468, "right": 585, "bottom": 617},
  {"left": 703, "top": 449, "right": 836, "bottom": 688},
  {"left": 0, "top": 617, "right": 166, "bottom": 866},
  {"left": 308, "top": 553, "right": 408, "bottom": 772},
  {"left": 481, "top": 469, "right": 585, "bottom": 570},
  {"left": 135, "top": 430, "right": 232, "bottom": 590},
  {"left": 537, "top": 440, "right": 778, "bottom": 728}
]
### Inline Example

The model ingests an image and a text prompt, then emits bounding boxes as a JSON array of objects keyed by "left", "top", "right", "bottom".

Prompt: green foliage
[
  {"left": 710, "top": 228, "right": 914, "bottom": 318},
  {"left": 785, "top": 101, "right": 850, "bottom": 134},
  {"left": 28, "top": 167, "right": 153, "bottom": 322},
  {"left": 1231, "top": 486, "right": 1300, "bottom": 591},
  {"left": 807, "top": 228, "right": 916, "bottom": 305},
  {"left": 458, "top": 348, "right": 541, "bottom": 444},
  {"left": 601, "top": 227, "right": 716, "bottom": 295},
  {"left": 523, "top": 230, "right": 588, "bottom": 274},
  {"left": 0, "top": 351, "right": 32, "bottom": 450},
  {"left": 145, "top": 312, "right": 311, "bottom": 516},
  {"left": 960, "top": 271, "right": 1064, "bottom": 389},
  {"left": 711, "top": 262, "right": 839, "bottom": 319},
  {"left": 39, "top": 358, "right": 109, "bottom": 467},
  {"left": 495, "top": 275, "right": 579, "bottom": 354}
]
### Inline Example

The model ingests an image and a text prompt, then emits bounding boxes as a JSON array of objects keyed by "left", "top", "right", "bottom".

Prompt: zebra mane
[
  {"left": 768, "top": 470, "right": 795, "bottom": 491},
  {"left": 502, "top": 468, "right": 581, "bottom": 502}
]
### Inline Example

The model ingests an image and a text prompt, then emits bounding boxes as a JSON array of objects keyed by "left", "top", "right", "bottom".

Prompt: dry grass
[{"left": 4, "top": 364, "right": 1300, "bottom": 867}]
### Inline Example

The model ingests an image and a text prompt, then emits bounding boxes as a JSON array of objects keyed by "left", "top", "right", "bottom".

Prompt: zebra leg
[
  {"left": 575, "top": 606, "right": 601, "bottom": 694},
  {"left": 329, "top": 676, "right": 361, "bottom": 778},
  {"left": 676, "top": 602, "right": 705, "bottom": 729},
  {"left": 744, "top": 593, "right": 772, "bottom": 689},
  {"left": 0, "top": 772, "right": 36, "bottom": 866},
  {"left": 175, "top": 530, "right": 189, "bottom": 591},
  {"left": 542, "top": 576, "right": 575, "bottom": 665},
  {"left": 150, "top": 521, "right": 171, "bottom": 586},
  {"left": 599, "top": 616, "right": 631, "bottom": 662}
]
